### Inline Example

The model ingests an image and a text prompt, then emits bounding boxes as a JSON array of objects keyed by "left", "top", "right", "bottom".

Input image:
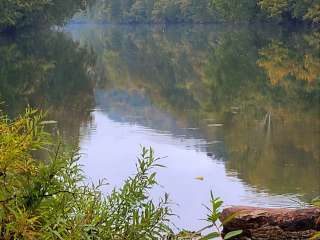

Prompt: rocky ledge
[{"left": 220, "top": 206, "right": 320, "bottom": 239}]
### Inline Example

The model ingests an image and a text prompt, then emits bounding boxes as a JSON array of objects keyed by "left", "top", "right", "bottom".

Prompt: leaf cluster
[{"left": 199, "top": 191, "right": 242, "bottom": 240}]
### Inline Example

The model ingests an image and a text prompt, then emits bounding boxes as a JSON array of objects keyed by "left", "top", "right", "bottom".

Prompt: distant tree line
[
  {"left": 88, "top": 0, "right": 319, "bottom": 24},
  {"left": 212, "top": 0, "right": 320, "bottom": 23},
  {"left": 0, "top": 0, "right": 318, "bottom": 31},
  {"left": 88, "top": 0, "right": 217, "bottom": 23},
  {"left": 0, "top": 0, "right": 90, "bottom": 32}
]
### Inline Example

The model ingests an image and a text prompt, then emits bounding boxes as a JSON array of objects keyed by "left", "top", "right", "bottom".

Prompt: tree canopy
[
  {"left": 89, "top": 0, "right": 217, "bottom": 23},
  {"left": 0, "top": 0, "right": 89, "bottom": 32},
  {"left": 1, "top": 0, "right": 318, "bottom": 29},
  {"left": 89, "top": 0, "right": 320, "bottom": 24}
]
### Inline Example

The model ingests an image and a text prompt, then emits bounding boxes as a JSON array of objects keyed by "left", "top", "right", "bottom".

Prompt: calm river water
[{"left": 0, "top": 24, "right": 319, "bottom": 230}]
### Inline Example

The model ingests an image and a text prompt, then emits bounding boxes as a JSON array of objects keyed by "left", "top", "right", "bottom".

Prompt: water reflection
[
  {"left": 0, "top": 30, "right": 96, "bottom": 145},
  {"left": 1, "top": 24, "right": 319, "bottom": 230},
  {"left": 79, "top": 109, "right": 304, "bottom": 230},
  {"left": 68, "top": 24, "right": 319, "bottom": 203}
]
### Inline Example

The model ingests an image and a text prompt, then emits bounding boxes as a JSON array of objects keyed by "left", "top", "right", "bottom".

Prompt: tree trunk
[{"left": 220, "top": 206, "right": 320, "bottom": 239}]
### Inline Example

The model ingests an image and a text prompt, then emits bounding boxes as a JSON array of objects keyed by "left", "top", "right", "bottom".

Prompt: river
[{"left": 0, "top": 23, "right": 319, "bottom": 230}]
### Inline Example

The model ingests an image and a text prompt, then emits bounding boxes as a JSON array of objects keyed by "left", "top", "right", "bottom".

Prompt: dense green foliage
[
  {"left": 212, "top": 0, "right": 320, "bottom": 23},
  {"left": 258, "top": 0, "right": 320, "bottom": 23},
  {"left": 0, "top": 0, "right": 89, "bottom": 32},
  {"left": 88, "top": 0, "right": 217, "bottom": 23},
  {"left": 0, "top": 109, "right": 173, "bottom": 239},
  {"left": 1, "top": 0, "right": 318, "bottom": 29},
  {"left": 89, "top": 0, "right": 320, "bottom": 24}
]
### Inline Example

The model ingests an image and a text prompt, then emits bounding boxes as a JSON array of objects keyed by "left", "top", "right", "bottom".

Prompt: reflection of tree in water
[
  {"left": 258, "top": 33, "right": 320, "bottom": 85},
  {"left": 76, "top": 25, "right": 320, "bottom": 201},
  {"left": 204, "top": 28, "right": 320, "bottom": 201},
  {"left": 0, "top": 30, "right": 96, "bottom": 146}
]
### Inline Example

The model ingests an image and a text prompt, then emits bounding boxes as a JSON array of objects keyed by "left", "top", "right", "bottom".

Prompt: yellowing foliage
[
  {"left": 258, "top": 41, "right": 320, "bottom": 85},
  {"left": 304, "top": 3, "right": 320, "bottom": 23},
  {"left": 258, "top": 0, "right": 288, "bottom": 17}
]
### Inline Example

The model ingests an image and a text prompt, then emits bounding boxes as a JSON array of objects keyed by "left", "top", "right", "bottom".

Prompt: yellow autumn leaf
[{"left": 195, "top": 176, "right": 204, "bottom": 181}]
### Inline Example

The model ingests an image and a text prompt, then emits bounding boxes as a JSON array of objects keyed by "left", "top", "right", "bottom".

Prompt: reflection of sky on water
[
  {"left": 79, "top": 90, "right": 303, "bottom": 231},
  {"left": 94, "top": 89, "right": 204, "bottom": 139}
]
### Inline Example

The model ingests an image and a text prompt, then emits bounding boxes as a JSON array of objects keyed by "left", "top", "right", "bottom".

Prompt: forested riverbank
[
  {"left": 0, "top": 0, "right": 92, "bottom": 32},
  {"left": 1, "top": 0, "right": 319, "bottom": 33},
  {"left": 84, "top": 0, "right": 319, "bottom": 24}
]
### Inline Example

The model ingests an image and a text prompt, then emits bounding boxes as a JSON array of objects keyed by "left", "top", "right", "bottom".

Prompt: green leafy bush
[{"left": 0, "top": 108, "right": 173, "bottom": 239}]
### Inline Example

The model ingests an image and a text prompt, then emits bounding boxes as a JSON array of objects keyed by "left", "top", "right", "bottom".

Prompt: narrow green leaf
[
  {"left": 200, "top": 232, "right": 220, "bottom": 240},
  {"left": 49, "top": 229, "right": 64, "bottom": 240},
  {"left": 220, "top": 212, "right": 241, "bottom": 226},
  {"left": 224, "top": 230, "right": 243, "bottom": 239}
]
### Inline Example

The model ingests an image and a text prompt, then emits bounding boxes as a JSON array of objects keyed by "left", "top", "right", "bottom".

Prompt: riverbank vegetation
[
  {"left": 1, "top": 0, "right": 319, "bottom": 32},
  {"left": 87, "top": 0, "right": 320, "bottom": 24},
  {"left": 0, "top": 0, "right": 91, "bottom": 32}
]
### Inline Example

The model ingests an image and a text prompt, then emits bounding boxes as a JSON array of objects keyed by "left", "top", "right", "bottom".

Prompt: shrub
[{"left": 0, "top": 108, "right": 173, "bottom": 239}]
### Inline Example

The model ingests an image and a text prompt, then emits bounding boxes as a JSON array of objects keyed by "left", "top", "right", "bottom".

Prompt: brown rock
[{"left": 220, "top": 206, "right": 320, "bottom": 239}]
